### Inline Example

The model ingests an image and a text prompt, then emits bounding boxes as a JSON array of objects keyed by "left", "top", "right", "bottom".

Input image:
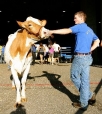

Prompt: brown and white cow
[{"left": 4, "top": 16, "right": 50, "bottom": 107}]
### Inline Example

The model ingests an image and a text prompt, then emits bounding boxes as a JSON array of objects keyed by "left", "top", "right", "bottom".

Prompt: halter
[
  {"left": 34, "top": 26, "right": 43, "bottom": 40},
  {"left": 25, "top": 26, "right": 43, "bottom": 41}
]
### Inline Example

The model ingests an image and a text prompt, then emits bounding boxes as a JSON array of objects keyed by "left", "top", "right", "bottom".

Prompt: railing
[{"left": 59, "top": 47, "right": 74, "bottom": 63}]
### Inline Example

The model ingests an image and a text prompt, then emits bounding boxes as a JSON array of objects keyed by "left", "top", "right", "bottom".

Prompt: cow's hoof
[
  {"left": 14, "top": 103, "right": 23, "bottom": 108},
  {"left": 21, "top": 98, "right": 27, "bottom": 102},
  {"left": 12, "top": 86, "right": 16, "bottom": 89}
]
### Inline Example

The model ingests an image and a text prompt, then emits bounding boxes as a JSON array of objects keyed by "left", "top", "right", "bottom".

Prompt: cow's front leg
[
  {"left": 21, "top": 64, "right": 30, "bottom": 102},
  {"left": 12, "top": 79, "right": 16, "bottom": 89},
  {"left": 11, "top": 67, "right": 21, "bottom": 106},
  {"left": 10, "top": 75, "right": 16, "bottom": 89}
]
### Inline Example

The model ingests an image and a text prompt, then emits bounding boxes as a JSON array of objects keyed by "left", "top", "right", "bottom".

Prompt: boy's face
[{"left": 74, "top": 14, "right": 84, "bottom": 24}]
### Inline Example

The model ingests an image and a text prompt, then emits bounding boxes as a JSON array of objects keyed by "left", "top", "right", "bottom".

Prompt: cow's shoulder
[{"left": 9, "top": 29, "right": 30, "bottom": 59}]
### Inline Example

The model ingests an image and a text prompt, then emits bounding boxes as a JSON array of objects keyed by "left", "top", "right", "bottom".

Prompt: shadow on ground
[
  {"left": 34, "top": 71, "right": 79, "bottom": 103},
  {"left": 10, "top": 105, "right": 26, "bottom": 114}
]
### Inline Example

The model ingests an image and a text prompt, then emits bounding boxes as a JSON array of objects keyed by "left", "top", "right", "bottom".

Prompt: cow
[{"left": 4, "top": 16, "right": 50, "bottom": 107}]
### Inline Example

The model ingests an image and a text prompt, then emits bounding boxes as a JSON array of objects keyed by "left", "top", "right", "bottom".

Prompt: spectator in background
[
  {"left": 48, "top": 41, "right": 54, "bottom": 65},
  {"left": 1, "top": 45, "right": 5, "bottom": 63},
  {"left": 38, "top": 42, "right": 45, "bottom": 64},
  {"left": 44, "top": 44, "right": 49, "bottom": 64},
  {"left": 0, "top": 45, "right": 2, "bottom": 63},
  {"left": 31, "top": 44, "right": 37, "bottom": 65},
  {"left": 53, "top": 41, "right": 61, "bottom": 64}
]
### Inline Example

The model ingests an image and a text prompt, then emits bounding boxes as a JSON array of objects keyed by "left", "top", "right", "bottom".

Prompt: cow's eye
[{"left": 28, "top": 24, "right": 32, "bottom": 27}]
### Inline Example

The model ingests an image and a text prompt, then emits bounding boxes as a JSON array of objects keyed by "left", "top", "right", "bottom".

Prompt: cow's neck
[
  {"left": 9, "top": 29, "right": 41, "bottom": 60},
  {"left": 28, "top": 33, "right": 40, "bottom": 41}
]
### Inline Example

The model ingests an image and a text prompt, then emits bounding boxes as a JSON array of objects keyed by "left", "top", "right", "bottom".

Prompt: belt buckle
[{"left": 81, "top": 53, "right": 85, "bottom": 56}]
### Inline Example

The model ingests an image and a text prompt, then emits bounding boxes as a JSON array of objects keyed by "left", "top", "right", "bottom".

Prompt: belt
[{"left": 75, "top": 52, "right": 92, "bottom": 55}]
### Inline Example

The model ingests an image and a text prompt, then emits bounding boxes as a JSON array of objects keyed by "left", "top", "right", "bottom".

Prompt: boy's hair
[{"left": 74, "top": 11, "right": 87, "bottom": 21}]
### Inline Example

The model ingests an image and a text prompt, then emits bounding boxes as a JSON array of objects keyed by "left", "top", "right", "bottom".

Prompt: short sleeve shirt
[
  {"left": 31, "top": 45, "right": 36, "bottom": 52},
  {"left": 53, "top": 43, "right": 60, "bottom": 52},
  {"left": 70, "top": 23, "right": 98, "bottom": 53}
]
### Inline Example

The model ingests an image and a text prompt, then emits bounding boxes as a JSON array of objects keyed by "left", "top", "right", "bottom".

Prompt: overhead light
[
  {"left": 62, "top": 11, "right": 66, "bottom": 13},
  {"left": 0, "top": 10, "right": 2, "bottom": 12},
  {"left": 7, "top": 21, "right": 10, "bottom": 23}
]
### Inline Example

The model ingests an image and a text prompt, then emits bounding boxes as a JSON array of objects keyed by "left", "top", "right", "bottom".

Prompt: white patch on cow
[
  {"left": 12, "top": 53, "right": 26, "bottom": 74},
  {"left": 12, "top": 52, "right": 32, "bottom": 74},
  {"left": 22, "top": 56, "right": 32, "bottom": 72},
  {"left": 26, "top": 17, "right": 41, "bottom": 26},
  {"left": 26, "top": 37, "right": 37, "bottom": 47}
]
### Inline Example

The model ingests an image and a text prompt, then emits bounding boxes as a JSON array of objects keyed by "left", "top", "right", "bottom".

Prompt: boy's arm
[
  {"left": 100, "top": 40, "right": 102, "bottom": 47},
  {"left": 49, "top": 28, "right": 72, "bottom": 35},
  {"left": 91, "top": 39, "right": 100, "bottom": 51}
]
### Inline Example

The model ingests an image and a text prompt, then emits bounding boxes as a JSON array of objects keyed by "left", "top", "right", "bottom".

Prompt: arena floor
[{"left": 0, "top": 62, "right": 102, "bottom": 114}]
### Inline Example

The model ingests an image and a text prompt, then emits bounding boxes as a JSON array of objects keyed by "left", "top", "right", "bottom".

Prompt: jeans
[
  {"left": 1, "top": 53, "right": 5, "bottom": 63},
  {"left": 70, "top": 54, "right": 93, "bottom": 107},
  {"left": 31, "top": 52, "right": 36, "bottom": 64}
]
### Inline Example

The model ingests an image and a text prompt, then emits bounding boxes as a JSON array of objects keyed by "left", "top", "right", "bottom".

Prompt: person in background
[
  {"left": 44, "top": 44, "right": 49, "bottom": 64},
  {"left": 31, "top": 44, "right": 37, "bottom": 65},
  {"left": 53, "top": 41, "right": 61, "bottom": 64},
  {"left": 47, "top": 11, "right": 100, "bottom": 111},
  {"left": 48, "top": 41, "right": 54, "bottom": 65},
  {"left": 1, "top": 45, "right": 5, "bottom": 63},
  {"left": 97, "top": 40, "right": 102, "bottom": 65},
  {"left": 38, "top": 42, "right": 45, "bottom": 64},
  {"left": 0, "top": 45, "right": 2, "bottom": 63}
]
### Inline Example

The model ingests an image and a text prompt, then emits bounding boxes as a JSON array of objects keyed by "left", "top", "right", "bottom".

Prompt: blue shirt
[
  {"left": 70, "top": 23, "right": 98, "bottom": 53},
  {"left": 31, "top": 45, "right": 36, "bottom": 52},
  {"left": 1, "top": 46, "right": 5, "bottom": 54}
]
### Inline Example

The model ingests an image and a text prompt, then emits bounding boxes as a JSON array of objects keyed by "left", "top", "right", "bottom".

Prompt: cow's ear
[
  {"left": 41, "top": 20, "right": 47, "bottom": 26},
  {"left": 16, "top": 21, "right": 25, "bottom": 28}
]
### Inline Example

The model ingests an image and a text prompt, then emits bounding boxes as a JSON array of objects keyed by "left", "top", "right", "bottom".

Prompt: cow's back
[{"left": 4, "top": 31, "right": 18, "bottom": 65}]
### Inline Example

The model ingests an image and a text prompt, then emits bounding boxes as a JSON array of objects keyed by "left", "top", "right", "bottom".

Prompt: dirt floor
[{"left": 0, "top": 62, "right": 102, "bottom": 114}]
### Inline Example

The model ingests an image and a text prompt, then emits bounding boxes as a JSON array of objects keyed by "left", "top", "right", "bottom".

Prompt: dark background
[
  {"left": 0, "top": 0, "right": 84, "bottom": 46},
  {"left": 0, "top": 0, "right": 101, "bottom": 42},
  {"left": 0, "top": 0, "right": 101, "bottom": 46}
]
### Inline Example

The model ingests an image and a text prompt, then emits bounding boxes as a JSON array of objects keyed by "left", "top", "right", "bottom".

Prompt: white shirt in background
[{"left": 53, "top": 43, "right": 60, "bottom": 52}]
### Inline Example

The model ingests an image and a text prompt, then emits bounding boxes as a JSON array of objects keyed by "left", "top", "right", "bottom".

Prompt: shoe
[
  {"left": 88, "top": 93, "right": 96, "bottom": 106},
  {"left": 72, "top": 102, "right": 88, "bottom": 111}
]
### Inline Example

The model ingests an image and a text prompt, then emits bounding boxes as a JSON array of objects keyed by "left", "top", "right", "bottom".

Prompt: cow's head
[{"left": 16, "top": 16, "right": 50, "bottom": 40}]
